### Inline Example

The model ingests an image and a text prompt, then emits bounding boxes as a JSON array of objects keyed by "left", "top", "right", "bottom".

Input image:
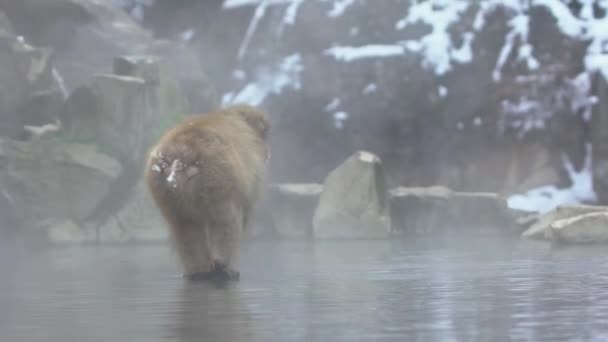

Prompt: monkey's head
[{"left": 227, "top": 104, "right": 271, "bottom": 140}]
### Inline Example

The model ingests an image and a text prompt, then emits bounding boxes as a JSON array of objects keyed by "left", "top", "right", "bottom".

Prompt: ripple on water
[{"left": 1, "top": 238, "right": 608, "bottom": 341}]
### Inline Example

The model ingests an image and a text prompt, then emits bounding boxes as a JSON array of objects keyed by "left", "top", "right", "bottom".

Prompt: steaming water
[{"left": 2, "top": 237, "right": 608, "bottom": 341}]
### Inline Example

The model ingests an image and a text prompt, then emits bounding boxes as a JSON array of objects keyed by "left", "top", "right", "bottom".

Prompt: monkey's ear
[
  {"left": 233, "top": 106, "right": 270, "bottom": 139},
  {"left": 249, "top": 115, "right": 270, "bottom": 140}
]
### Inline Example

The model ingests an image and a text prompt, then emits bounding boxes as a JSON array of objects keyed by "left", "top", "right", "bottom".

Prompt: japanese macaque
[{"left": 145, "top": 105, "right": 270, "bottom": 281}]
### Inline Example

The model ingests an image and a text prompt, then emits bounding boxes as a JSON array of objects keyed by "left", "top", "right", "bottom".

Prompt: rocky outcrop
[
  {"left": 547, "top": 212, "right": 608, "bottom": 244},
  {"left": 94, "top": 180, "right": 169, "bottom": 244},
  {"left": 0, "top": 0, "right": 152, "bottom": 90},
  {"left": 55, "top": 55, "right": 205, "bottom": 240},
  {"left": 61, "top": 73, "right": 148, "bottom": 162},
  {"left": 0, "top": 11, "right": 64, "bottom": 140},
  {"left": 0, "top": 0, "right": 218, "bottom": 112},
  {"left": 268, "top": 183, "right": 322, "bottom": 239},
  {"left": 521, "top": 205, "right": 608, "bottom": 240},
  {"left": 391, "top": 186, "right": 516, "bottom": 235},
  {"left": 313, "top": 151, "right": 391, "bottom": 239},
  {"left": 0, "top": 138, "right": 121, "bottom": 227}
]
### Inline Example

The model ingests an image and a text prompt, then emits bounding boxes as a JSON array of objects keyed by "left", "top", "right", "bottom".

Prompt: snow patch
[
  {"left": 223, "top": 54, "right": 303, "bottom": 106},
  {"left": 325, "top": 45, "right": 405, "bottom": 62},
  {"left": 507, "top": 143, "right": 597, "bottom": 213},
  {"left": 328, "top": 0, "right": 356, "bottom": 18},
  {"left": 334, "top": 111, "right": 348, "bottom": 129},
  {"left": 283, "top": 0, "right": 305, "bottom": 25},
  {"left": 167, "top": 160, "right": 180, "bottom": 187},
  {"left": 397, "top": 0, "right": 470, "bottom": 75},
  {"left": 324, "top": 98, "right": 341, "bottom": 112},
  {"left": 151, "top": 163, "right": 161, "bottom": 173},
  {"left": 363, "top": 83, "right": 377, "bottom": 94},
  {"left": 438, "top": 85, "right": 448, "bottom": 98},
  {"left": 237, "top": 0, "right": 269, "bottom": 59},
  {"left": 179, "top": 29, "right": 195, "bottom": 42}
]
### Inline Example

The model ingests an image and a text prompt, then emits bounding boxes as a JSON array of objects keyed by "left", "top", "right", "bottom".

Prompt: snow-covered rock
[
  {"left": 547, "top": 211, "right": 608, "bottom": 244},
  {"left": 521, "top": 204, "right": 608, "bottom": 240}
]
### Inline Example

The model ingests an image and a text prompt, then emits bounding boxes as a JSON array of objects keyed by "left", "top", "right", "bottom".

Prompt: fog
[{"left": 1, "top": 0, "right": 608, "bottom": 341}]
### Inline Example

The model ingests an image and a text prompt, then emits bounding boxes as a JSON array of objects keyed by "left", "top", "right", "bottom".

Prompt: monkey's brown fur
[{"left": 145, "top": 105, "right": 270, "bottom": 281}]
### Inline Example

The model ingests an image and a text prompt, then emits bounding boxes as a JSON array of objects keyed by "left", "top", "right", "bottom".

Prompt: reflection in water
[{"left": 1, "top": 237, "right": 608, "bottom": 341}]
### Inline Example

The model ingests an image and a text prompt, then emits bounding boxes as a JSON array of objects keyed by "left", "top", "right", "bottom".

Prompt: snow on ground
[
  {"left": 327, "top": 0, "right": 356, "bottom": 18},
  {"left": 333, "top": 111, "right": 348, "bottom": 129},
  {"left": 508, "top": 144, "right": 598, "bottom": 213},
  {"left": 397, "top": 0, "right": 470, "bottom": 75},
  {"left": 325, "top": 45, "right": 406, "bottom": 62},
  {"left": 324, "top": 98, "right": 341, "bottom": 112},
  {"left": 223, "top": 54, "right": 303, "bottom": 106}
]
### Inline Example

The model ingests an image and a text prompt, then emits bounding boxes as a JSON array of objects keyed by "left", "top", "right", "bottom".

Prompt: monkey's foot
[
  {"left": 210, "top": 261, "right": 240, "bottom": 281},
  {"left": 184, "top": 263, "right": 240, "bottom": 282}
]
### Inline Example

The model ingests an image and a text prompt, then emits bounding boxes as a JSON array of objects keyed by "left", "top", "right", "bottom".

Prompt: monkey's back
[{"left": 145, "top": 112, "right": 266, "bottom": 222}]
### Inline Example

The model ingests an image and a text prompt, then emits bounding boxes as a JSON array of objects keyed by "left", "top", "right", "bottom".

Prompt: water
[{"left": 2, "top": 237, "right": 608, "bottom": 341}]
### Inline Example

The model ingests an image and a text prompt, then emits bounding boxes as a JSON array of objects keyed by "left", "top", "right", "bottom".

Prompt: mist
[{"left": 1, "top": 0, "right": 608, "bottom": 341}]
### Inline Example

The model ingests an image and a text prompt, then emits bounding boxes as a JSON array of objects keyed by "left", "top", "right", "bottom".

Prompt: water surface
[{"left": 2, "top": 237, "right": 608, "bottom": 341}]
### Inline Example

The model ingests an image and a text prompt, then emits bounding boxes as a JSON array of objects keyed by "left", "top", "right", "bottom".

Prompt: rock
[
  {"left": 390, "top": 186, "right": 515, "bottom": 235},
  {"left": 0, "top": 0, "right": 153, "bottom": 90},
  {"left": 112, "top": 55, "right": 190, "bottom": 143},
  {"left": 61, "top": 73, "right": 148, "bottom": 163},
  {"left": 0, "top": 19, "right": 63, "bottom": 140},
  {"left": 46, "top": 219, "right": 96, "bottom": 244},
  {"left": 268, "top": 183, "right": 322, "bottom": 239},
  {"left": 522, "top": 205, "right": 608, "bottom": 240},
  {"left": 390, "top": 186, "right": 452, "bottom": 235},
  {"left": 0, "top": 1, "right": 218, "bottom": 113},
  {"left": 547, "top": 212, "right": 608, "bottom": 244},
  {"left": 592, "top": 73, "right": 608, "bottom": 204},
  {"left": 95, "top": 180, "right": 168, "bottom": 243},
  {"left": 447, "top": 192, "right": 515, "bottom": 231},
  {"left": 246, "top": 187, "right": 279, "bottom": 239},
  {"left": 144, "top": 42, "right": 219, "bottom": 114},
  {"left": 0, "top": 138, "right": 122, "bottom": 226},
  {"left": 313, "top": 151, "right": 391, "bottom": 239}
]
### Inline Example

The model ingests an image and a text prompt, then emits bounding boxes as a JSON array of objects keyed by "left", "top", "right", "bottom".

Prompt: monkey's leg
[
  {"left": 208, "top": 202, "right": 243, "bottom": 281},
  {"left": 170, "top": 223, "right": 213, "bottom": 279}
]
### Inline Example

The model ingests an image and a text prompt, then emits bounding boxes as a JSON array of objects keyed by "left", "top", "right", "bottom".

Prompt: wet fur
[{"left": 145, "top": 105, "right": 270, "bottom": 281}]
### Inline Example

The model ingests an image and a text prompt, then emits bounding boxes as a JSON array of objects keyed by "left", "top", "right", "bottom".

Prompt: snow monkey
[{"left": 145, "top": 105, "right": 270, "bottom": 281}]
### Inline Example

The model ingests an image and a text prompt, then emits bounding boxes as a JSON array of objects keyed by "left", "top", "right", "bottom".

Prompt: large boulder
[
  {"left": 547, "top": 212, "right": 608, "bottom": 244},
  {"left": 268, "top": 183, "right": 322, "bottom": 239},
  {"left": 0, "top": 0, "right": 218, "bottom": 115},
  {"left": 94, "top": 180, "right": 168, "bottom": 244},
  {"left": 390, "top": 186, "right": 452, "bottom": 235},
  {"left": 522, "top": 205, "right": 608, "bottom": 240},
  {"left": 56, "top": 56, "right": 196, "bottom": 233},
  {"left": 0, "top": 138, "right": 121, "bottom": 226},
  {"left": 390, "top": 186, "right": 516, "bottom": 235},
  {"left": 0, "top": 0, "right": 152, "bottom": 90},
  {"left": 0, "top": 12, "right": 63, "bottom": 140},
  {"left": 61, "top": 74, "right": 148, "bottom": 162},
  {"left": 313, "top": 151, "right": 391, "bottom": 239}
]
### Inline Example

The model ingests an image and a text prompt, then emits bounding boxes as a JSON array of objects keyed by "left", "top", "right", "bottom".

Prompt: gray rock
[
  {"left": 0, "top": 22, "right": 63, "bottom": 140},
  {"left": 0, "top": 0, "right": 152, "bottom": 90},
  {"left": 61, "top": 73, "right": 148, "bottom": 163},
  {"left": 390, "top": 186, "right": 515, "bottom": 235},
  {"left": 46, "top": 219, "right": 95, "bottom": 244},
  {"left": 0, "top": 138, "right": 121, "bottom": 226},
  {"left": 547, "top": 212, "right": 608, "bottom": 244},
  {"left": 390, "top": 186, "right": 451, "bottom": 235},
  {"left": 95, "top": 180, "right": 168, "bottom": 244},
  {"left": 522, "top": 205, "right": 608, "bottom": 240},
  {"left": 112, "top": 55, "right": 190, "bottom": 144},
  {"left": 313, "top": 151, "right": 391, "bottom": 239},
  {"left": 268, "top": 183, "right": 322, "bottom": 239}
]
